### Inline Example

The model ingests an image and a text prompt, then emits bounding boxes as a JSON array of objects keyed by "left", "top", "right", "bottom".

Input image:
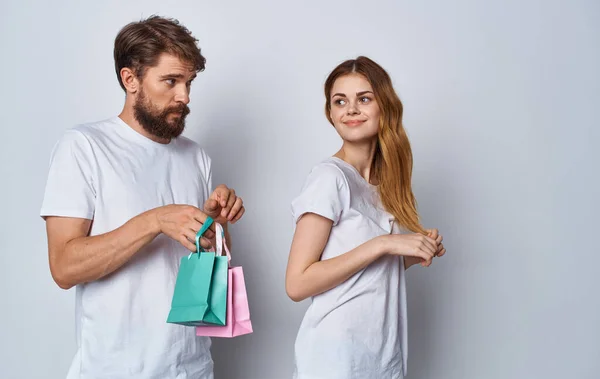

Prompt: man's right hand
[
  {"left": 153, "top": 205, "right": 216, "bottom": 252},
  {"left": 45, "top": 205, "right": 215, "bottom": 289}
]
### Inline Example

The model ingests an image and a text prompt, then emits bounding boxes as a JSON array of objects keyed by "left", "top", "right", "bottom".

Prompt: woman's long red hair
[{"left": 325, "top": 56, "right": 425, "bottom": 234}]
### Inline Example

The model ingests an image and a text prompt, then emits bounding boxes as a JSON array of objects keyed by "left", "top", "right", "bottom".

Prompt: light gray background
[{"left": 1, "top": 0, "right": 598, "bottom": 378}]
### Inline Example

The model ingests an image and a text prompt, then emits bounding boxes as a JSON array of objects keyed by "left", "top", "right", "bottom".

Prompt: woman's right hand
[{"left": 379, "top": 233, "right": 439, "bottom": 267}]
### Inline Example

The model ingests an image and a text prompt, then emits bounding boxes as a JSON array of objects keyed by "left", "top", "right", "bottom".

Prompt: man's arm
[{"left": 46, "top": 205, "right": 215, "bottom": 289}]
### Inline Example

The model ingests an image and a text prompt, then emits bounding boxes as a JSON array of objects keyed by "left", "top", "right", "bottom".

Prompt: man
[{"left": 40, "top": 15, "right": 243, "bottom": 378}]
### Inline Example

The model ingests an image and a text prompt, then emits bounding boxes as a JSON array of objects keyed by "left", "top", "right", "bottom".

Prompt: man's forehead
[{"left": 151, "top": 53, "right": 196, "bottom": 75}]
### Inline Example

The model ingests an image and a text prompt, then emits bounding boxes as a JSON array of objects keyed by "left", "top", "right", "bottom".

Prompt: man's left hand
[{"left": 204, "top": 184, "right": 245, "bottom": 224}]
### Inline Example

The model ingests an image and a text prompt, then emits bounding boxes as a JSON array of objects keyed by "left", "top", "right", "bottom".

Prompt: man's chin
[
  {"left": 164, "top": 118, "right": 179, "bottom": 126},
  {"left": 167, "top": 120, "right": 185, "bottom": 129},
  {"left": 170, "top": 123, "right": 186, "bottom": 137}
]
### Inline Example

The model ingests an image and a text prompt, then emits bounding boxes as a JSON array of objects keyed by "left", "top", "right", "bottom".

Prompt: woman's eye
[
  {"left": 360, "top": 97, "right": 371, "bottom": 103},
  {"left": 334, "top": 99, "right": 346, "bottom": 106}
]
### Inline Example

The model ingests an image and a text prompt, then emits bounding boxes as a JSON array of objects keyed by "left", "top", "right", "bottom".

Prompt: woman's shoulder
[
  {"left": 309, "top": 157, "right": 349, "bottom": 180},
  {"left": 304, "top": 157, "right": 362, "bottom": 191}
]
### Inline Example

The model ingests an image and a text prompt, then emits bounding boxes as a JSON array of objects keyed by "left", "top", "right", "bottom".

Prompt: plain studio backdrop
[{"left": 1, "top": 0, "right": 598, "bottom": 378}]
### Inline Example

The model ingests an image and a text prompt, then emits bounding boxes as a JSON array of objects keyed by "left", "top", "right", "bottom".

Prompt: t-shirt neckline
[
  {"left": 330, "top": 156, "right": 378, "bottom": 188},
  {"left": 112, "top": 116, "right": 175, "bottom": 148}
]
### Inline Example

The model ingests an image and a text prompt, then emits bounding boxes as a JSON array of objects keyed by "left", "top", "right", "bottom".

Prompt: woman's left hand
[{"left": 426, "top": 228, "right": 446, "bottom": 257}]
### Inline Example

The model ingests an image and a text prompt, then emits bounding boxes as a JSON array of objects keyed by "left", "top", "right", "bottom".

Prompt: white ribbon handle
[{"left": 214, "top": 223, "right": 232, "bottom": 263}]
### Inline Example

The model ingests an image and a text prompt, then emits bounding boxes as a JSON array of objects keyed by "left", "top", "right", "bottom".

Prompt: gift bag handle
[
  {"left": 214, "top": 223, "right": 232, "bottom": 264},
  {"left": 187, "top": 216, "right": 214, "bottom": 259}
]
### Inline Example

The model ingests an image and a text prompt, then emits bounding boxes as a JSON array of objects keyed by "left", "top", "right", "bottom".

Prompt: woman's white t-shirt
[{"left": 291, "top": 157, "right": 408, "bottom": 379}]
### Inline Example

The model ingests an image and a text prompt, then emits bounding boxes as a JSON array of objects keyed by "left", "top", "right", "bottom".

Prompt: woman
[{"left": 285, "top": 56, "right": 446, "bottom": 379}]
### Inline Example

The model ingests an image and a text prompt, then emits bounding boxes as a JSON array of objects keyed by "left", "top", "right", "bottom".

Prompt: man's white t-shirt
[
  {"left": 290, "top": 157, "right": 408, "bottom": 379},
  {"left": 40, "top": 116, "right": 214, "bottom": 379}
]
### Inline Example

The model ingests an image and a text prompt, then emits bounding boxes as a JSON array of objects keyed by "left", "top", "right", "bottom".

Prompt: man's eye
[{"left": 166, "top": 79, "right": 175, "bottom": 86}]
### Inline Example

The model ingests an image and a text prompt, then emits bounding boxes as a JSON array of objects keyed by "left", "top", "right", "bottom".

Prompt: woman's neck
[{"left": 334, "top": 140, "right": 378, "bottom": 184}]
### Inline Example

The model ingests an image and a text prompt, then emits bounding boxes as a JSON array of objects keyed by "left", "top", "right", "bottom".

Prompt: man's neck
[{"left": 119, "top": 101, "right": 170, "bottom": 144}]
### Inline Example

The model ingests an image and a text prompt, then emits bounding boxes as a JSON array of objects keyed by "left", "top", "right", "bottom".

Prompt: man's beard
[{"left": 133, "top": 88, "right": 190, "bottom": 140}]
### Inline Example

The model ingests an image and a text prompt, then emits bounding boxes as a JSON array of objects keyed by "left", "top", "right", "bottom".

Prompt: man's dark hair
[{"left": 113, "top": 15, "right": 206, "bottom": 91}]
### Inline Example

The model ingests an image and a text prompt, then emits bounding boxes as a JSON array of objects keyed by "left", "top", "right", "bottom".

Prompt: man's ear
[{"left": 120, "top": 67, "right": 139, "bottom": 94}]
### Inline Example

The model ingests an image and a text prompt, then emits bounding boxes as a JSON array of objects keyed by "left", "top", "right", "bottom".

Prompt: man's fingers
[
  {"left": 227, "top": 198, "right": 243, "bottom": 221},
  {"left": 180, "top": 232, "right": 197, "bottom": 252},
  {"left": 230, "top": 206, "right": 245, "bottom": 224},
  {"left": 181, "top": 239, "right": 196, "bottom": 252},
  {"left": 196, "top": 227, "right": 215, "bottom": 240},
  {"left": 193, "top": 209, "right": 217, "bottom": 233},
  {"left": 189, "top": 220, "right": 214, "bottom": 239},
  {"left": 192, "top": 207, "right": 210, "bottom": 222},
  {"left": 183, "top": 229, "right": 212, "bottom": 246},
  {"left": 183, "top": 229, "right": 196, "bottom": 244},
  {"left": 222, "top": 192, "right": 236, "bottom": 218},
  {"left": 214, "top": 186, "right": 230, "bottom": 208},
  {"left": 198, "top": 237, "right": 212, "bottom": 250},
  {"left": 204, "top": 198, "right": 220, "bottom": 214}
]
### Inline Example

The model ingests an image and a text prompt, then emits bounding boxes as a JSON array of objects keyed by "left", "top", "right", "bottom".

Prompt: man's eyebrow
[{"left": 159, "top": 73, "right": 197, "bottom": 80}]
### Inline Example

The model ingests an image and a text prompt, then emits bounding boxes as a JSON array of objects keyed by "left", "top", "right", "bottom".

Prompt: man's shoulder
[
  {"left": 174, "top": 135, "right": 211, "bottom": 162},
  {"left": 57, "top": 117, "right": 118, "bottom": 145},
  {"left": 175, "top": 134, "right": 201, "bottom": 149},
  {"left": 71, "top": 117, "right": 118, "bottom": 137}
]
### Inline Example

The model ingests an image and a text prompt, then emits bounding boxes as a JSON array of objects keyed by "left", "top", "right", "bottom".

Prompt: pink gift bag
[{"left": 196, "top": 224, "right": 253, "bottom": 338}]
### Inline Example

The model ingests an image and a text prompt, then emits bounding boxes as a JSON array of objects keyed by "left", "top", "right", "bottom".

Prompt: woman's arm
[
  {"left": 285, "top": 214, "right": 438, "bottom": 302},
  {"left": 285, "top": 213, "right": 386, "bottom": 302}
]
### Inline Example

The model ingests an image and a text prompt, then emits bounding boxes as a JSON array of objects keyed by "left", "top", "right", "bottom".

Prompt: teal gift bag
[{"left": 167, "top": 216, "right": 229, "bottom": 326}]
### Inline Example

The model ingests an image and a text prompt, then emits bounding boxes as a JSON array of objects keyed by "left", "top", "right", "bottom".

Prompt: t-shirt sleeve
[
  {"left": 204, "top": 153, "right": 213, "bottom": 194},
  {"left": 291, "top": 163, "right": 349, "bottom": 226},
  {"left": 40, "top": 129, "right": 97, "bottom": 220}
]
